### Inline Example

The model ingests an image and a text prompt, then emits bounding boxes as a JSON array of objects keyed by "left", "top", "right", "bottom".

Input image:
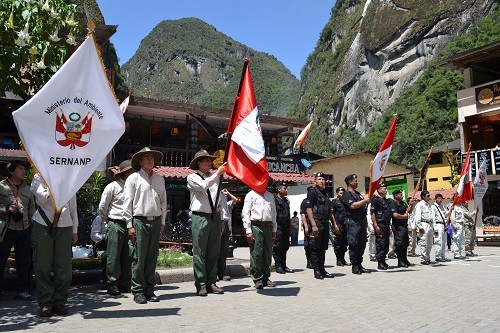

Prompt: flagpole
[{"left": 214, "top": 59, "right": 250, "bottom": 218}]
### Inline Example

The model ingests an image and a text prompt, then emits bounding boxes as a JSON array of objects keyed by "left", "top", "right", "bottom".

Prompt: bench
[{"left": 476, "top": 226, "right": 500, "bottom": 245}]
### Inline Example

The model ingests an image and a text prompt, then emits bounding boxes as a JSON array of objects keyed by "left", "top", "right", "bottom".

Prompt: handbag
[{"left": 0, "top": 219, "right": 8, "bottom": 242}]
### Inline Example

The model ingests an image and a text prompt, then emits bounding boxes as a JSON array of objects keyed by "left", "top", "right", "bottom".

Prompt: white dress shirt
[
  {"left": 99, "top": 179, "right": 126, "bottom": 223},
  {"left": 242, "top": 190, "right": 277, "bottom": 234},
  {"left": 187, "top": 171, "right": 221, "bottom": 214}
]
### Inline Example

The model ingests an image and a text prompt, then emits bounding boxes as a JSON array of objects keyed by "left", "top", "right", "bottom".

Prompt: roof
[
  {"left": 410, "top": 187, "right": 457, "bottom": 200},
  {"left": 439, "top": 41, "right": 500, "bottom": 76},
  {"left": 0, "top": 148, "right": 27, "bottom": 162},
  {"left": 383, "top": 171, "right": 413, "bottom": 178},
  {"left": 153, "top": 166, "right": 314, "bottom": 184},
  {"left": 421, "top": 139, "right": 461, "bottom": 155}
]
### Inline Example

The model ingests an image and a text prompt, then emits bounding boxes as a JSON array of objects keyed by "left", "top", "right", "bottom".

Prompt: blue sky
[{"left": 96, "top": 1, "right": 334, "bottom": 79}]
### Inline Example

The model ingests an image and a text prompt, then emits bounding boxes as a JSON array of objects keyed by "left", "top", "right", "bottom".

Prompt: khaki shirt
[
  {"left": 242, "top": 190, "right": 277, "bottom": 234},
  {"left": 99, "top": 179, "right": 126, "bottom": 223},
  {"left": 30, "top": 173, "right": 78, "bottom": 232},
  {"left": 414, "top": 200, "right": 434, "bottom": 228},
  {"left": 0, "top": 178, "right": 35, "bottom": 230},
  {"left": 187, "top": 171, "right": 221, "bottom": 214},
  {"left": 123, "top": 169, "right": 167, "bottom": 228}
]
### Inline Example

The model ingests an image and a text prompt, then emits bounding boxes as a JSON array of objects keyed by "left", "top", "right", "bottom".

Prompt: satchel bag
[{"left": 0, "top": 219, "right": 8, "bottom": 242}]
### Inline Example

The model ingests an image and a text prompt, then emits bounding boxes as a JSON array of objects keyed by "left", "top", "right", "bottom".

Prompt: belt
[
  {"left": 435, "top": 221, "right": 444, "bottom": 224},
  {"left": 192, "top": 211, "right": 212, "bottom": 218},
  {"left": 110, "top": 219, "right": 127, "bottom": 224},
  {"left": 421, "top": 220, "right": 431, "bottom": 223},
  {"left": 134, "top": 216, "right": 159, "bottom": 221},
  {"left": 251, "top": 220, "right": 273, "bottom": 226}
]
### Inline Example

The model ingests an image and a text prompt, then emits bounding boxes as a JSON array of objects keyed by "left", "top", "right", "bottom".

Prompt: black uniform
[
  {"left": 300, "top": 198, "right": 312, "bottom": 268},
  {"left": 341, "top": 190, "right": 367, "bottom": 268},
  {"left": 273, "top": 195, "right": 291, "bottom": 271},
  {"left": 390, "top": 199, "right": 410, "bottom": 265},
  {"left": 370, "top": 196, "right": 392, "bottom": 264},
  {"left": 331, "top": 198, "right": 348, "bottom": 264},
  {"left": 306, "top": 187, "right": 332, "bottom": 277}
]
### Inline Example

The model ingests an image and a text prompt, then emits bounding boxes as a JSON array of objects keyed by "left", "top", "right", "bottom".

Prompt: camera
[{"left": 12, "top": 211, "right": 24, "bottom": 222}]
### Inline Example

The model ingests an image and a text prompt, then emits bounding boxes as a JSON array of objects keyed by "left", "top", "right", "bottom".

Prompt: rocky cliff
[{"left": 298, "top": 0, "right": 495, "bottom": 156}]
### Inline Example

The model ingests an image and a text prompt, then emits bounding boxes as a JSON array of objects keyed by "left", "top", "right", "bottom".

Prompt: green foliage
[
  {"left": 122, "top": 18, "right": 300, "bottom": 116},
  {"left": 157, "top": 248, "right": 193, "bottom": 267},
  {"left": 76, "top": 172, "right": 106, "bottom": 215},
  {"left": 0, "top": 0, "right": 82, "bottom": 98}
]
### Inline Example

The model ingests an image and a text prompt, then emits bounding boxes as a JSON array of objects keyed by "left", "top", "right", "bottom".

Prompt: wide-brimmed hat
[
  {"left": 113, "top": 159, "right": 133, "bottom": 179},
  {"left": 189, "top": 150, "right": 216, "bottom": 170},
  {"left": 131, "top": 147, "right": 163, "bottom": 171}
]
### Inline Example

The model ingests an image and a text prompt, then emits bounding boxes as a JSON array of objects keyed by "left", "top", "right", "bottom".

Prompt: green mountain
[{"left": 121, "top": 18, "right": 300, "bottom": 116}]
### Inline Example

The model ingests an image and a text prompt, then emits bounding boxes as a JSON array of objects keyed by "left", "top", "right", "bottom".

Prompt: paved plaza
[{"left": 1, "top": 245, "right": 500, "bottom": 333}]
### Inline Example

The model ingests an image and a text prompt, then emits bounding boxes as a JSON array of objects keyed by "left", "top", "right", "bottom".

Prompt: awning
[
  {"left": 0, "top": 148, "right": 27, "bottom": 162},
  {"left": 152, "top": 166, "right": 314, "bottom": 184}
]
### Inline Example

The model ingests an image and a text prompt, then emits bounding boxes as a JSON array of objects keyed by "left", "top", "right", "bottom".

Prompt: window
[
  {"left": 429, "top": 154, "right": 443, "bottom": 165},
  {"left": 429, "top": 178, "right": 438, "bottom": 182},
  {"left": 442, "top": 176, "right": 451, "bottom": 181}
]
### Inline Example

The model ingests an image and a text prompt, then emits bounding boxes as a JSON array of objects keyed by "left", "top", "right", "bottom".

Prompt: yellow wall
[
  {"left": 426, "top": 152, "right": 454, "bottom": 191},
  {"left": 309, "top": 152, "right": 413, "bottom": 194}
]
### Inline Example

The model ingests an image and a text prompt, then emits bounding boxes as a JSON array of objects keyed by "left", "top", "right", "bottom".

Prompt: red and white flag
[
  {"left": 369, "top": 114, "right": 398, "bottom": 197},
  {"left": 120, "top": 95, "right": 130, "bottom": 114},
  {"left": 13, "top": 34, "right": 125, "bottom": 210},
  {"left": 453, "top": 145, "right": 473, "bottom": 205},
  {"left": 226, "top": 60, "right": 269, "bottom": 195},
  {"left": 292, "top": 120, "right": 312, "bottom": 154}
]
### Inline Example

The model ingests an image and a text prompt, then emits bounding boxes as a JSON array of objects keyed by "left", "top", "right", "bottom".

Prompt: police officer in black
[
  {"left": 390, "top": 189, "right": 414, "bottom": 268},
  {"left": 342, "top": 174, "right": 371, "bottom": 275},
  {"left": 370, "top": 183, "right": 392, "bottom": 270},
  {"left": 300, "top": 187, "right": 314, "bottom": 269},
  {"left": 273, "top": 182, "right": 293, "bottom": 274},
  {"left": 306, "top": 173, "right": 337, "bottom": 279},
  {"left": 331, "top": 187, "right": 350, "bottom": 266}
]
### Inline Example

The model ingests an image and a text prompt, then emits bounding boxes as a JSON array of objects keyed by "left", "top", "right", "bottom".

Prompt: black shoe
[
  {"left": 342, "top": 260, "right": 351, "bottom": 266},
  {"left": 321, "top": 271, "right": 335, "bottom": 278},
  {"left": 382, "top": 262, "right": 390, "bottom": 269},
  {"left": 404, "top": 260, "right": 414, "bottom": 267},
  {"left": 378, "top": 263, "right": 388, "bottom": 270},
  {"left": 359, "top": 265, "right": 370, "bottom": 273},
  {"left": 352, "top": 266, "right": 362, "bottom": 275},
  {"left": 275, "top": 266, "right": 285, "bottom": 274},
  {"left": 306, "top": 261, "right": 313, "bottom": 269},
  {"left": 107, "top": 286, "right": 121, "bottom": 296},
  {"left": 146, "top": 294, "right": 160, "bottom": 302},
  {"left": 254, "top": 281, "right": 264, "bottom": 289},
  {"left": 336, "top": 260, "right": 344, "bottom": 267},
  {"left": 314, "top": 270, "right": 324, "bottom": 279},
  {"left": 421, "top": 260, "right": 430, "bottom": 265},
  {"left": 134, "top": 293, "right": 147, "bottom": 304},
  {"left": 397, "top": 261, "right": 409, "bottom": 268},
  {"left": 284, "top": 267, "right": 294, "bottom": 273}
]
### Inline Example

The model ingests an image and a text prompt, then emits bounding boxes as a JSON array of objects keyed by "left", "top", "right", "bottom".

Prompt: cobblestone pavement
[{"left": 1, "top": 245, "right": 500, "bottom": 333}]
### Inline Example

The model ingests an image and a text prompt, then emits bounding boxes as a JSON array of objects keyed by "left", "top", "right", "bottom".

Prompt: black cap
[
  {"left": 275, "top": 182, "right": 287, "bottom": 189},
  {"left": 344, "top": 174, "right": 357, "bottom": 184},
  {"left": 392, "top": 189, "right": 402, "bottom": 196},
  {"left": 377, "top": 183, "right": 387, "bottom": 189},
  {"left": 315, "top": 172, "right": 326, "bottom": 179},
  {"left": 336, "top": 187, "right": 345, "bottom": 193}
]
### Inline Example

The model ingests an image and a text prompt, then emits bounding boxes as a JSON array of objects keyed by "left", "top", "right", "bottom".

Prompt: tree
[{"left": 0, "top": 0, "right": 81, "bottom": 98}]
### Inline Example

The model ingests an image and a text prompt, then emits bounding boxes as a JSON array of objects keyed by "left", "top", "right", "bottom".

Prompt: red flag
[
  {"left": 225, "top": 60, "right": 269, "bottom": 195},
  {"left": 369, "top": 114, "right": 397, "bottom": 197},
  {"left": 453, "top": 145, "right": 473, "bottom": 205}
]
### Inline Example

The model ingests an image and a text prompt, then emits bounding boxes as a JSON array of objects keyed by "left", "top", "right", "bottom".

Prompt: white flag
[
  {"left": 13, "top": 34, "right": 125, "bottom": 210},
  {"left": 473, "top": 159, "right": 488, "bottom": 207}
]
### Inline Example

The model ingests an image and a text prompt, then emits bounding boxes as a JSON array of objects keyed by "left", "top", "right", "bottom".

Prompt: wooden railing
[{"left": 113, "top": 144, "right": 197, "bottom": 167}]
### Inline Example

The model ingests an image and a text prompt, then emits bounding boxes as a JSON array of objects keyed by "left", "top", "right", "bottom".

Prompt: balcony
[{"left": 113, "top": 144, "right": 197, "bottom": 168}]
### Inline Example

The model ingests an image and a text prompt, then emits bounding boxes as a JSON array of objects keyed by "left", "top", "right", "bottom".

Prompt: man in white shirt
[
  {"left": 100, "top": 159, "right": 135, "bottom": 296},
  {"left": 431, "top": 193, "right": 450, "bottom": 262},
  {"left": 413, "top": 190, "right": 434, "bottom": 265},
  {"left": 218, "top": 188, "right": 237, "bottom": 282},
  {"left": 124, "top": 147, "right": 167, "bottom": 304},
  {"left": 450, "top": 202, "right": 469, "bottom": 259},
  {"left": 187, "top": 150, "right": 226, "bottom": 297},
  {"left": 242, "top": 184, "right": 277, "bottom": 289}
]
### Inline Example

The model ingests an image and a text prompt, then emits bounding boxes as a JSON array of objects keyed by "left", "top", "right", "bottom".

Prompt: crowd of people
[{"left": 0, "top": 147, "right": 480, "bottom": 317}]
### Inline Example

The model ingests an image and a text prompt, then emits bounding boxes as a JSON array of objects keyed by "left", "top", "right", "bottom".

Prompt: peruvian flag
[
  {"left": 226, "top": 60, "right": 269, "bottom": 195},
  {"left": 369, "top": 114, "right": 398, "bottom": 197},
  {"left": 453, "top": 145, "right": 473, "bottom": 205}
]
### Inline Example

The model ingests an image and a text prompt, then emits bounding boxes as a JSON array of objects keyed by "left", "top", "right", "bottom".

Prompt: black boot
[
  {"left": 283, "top": 253, "right": 293, "bottom": 273},
  {"left": 336, "top": 259, "right": 344, "bottom": 267},
  {"left": 359, "top": 264, "right": 370, "bottom": 273},
  {"left": 320, "top": 252, "right": 334, "bottom": 278},
  {"left": 397, "top": 261, "right": 409, "bottom": 268},
  {"left": 352, "top": 264, "right": 362, "bottom": 275},
  {"left": 378, "top": 261, "right": 388, "bottom": 270}
]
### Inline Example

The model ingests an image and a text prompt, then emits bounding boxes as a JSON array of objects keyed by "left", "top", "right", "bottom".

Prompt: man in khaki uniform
[{"left": 124, "top": 148, "right": 167, "bottom": 304}]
